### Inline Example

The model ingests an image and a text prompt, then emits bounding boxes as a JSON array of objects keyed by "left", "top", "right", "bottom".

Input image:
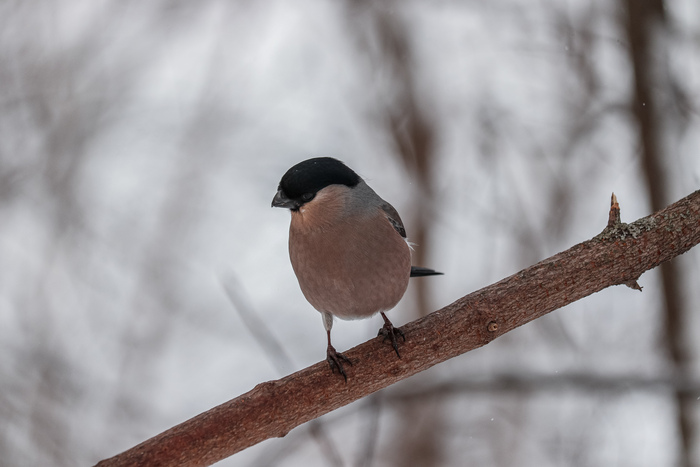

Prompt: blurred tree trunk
[
  {"left": 345, "top": 2, "right": 442, "bottom": 465},
  {"left": 367, "top": 6, "right": 441, "bottom": 467},
  {"left": 621, "top": 1, "right": 694, "bottom": 466}
]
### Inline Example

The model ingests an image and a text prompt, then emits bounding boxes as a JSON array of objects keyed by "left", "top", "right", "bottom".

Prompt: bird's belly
[{"left": 289, "top": 220, "right": 411, "bottom": 320}]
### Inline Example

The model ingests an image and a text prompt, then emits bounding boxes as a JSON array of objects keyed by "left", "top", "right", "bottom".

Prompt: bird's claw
[
  {"left": 378, "top": 323, "right": 405, "bottom": 358},
  {"left": 327, "top": 345, "right": 352, "bottom": 381}
]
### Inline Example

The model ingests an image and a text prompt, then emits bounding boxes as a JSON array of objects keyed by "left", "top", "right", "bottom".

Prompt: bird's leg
[
  {"left": 378, "top": 312, "right": 405, "bottom": 358},
  {"left": 326, "top": 329, "right": 352, "bottom": 381}
]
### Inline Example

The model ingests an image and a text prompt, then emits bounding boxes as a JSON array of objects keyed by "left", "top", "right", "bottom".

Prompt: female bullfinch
[{"left": 272, "top": 157, "right": 441, "bottom": 380}]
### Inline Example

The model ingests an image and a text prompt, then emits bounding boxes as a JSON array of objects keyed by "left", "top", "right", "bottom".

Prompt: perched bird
[{"left": 272, "top": 157, "right": 441, "bottom": 379}]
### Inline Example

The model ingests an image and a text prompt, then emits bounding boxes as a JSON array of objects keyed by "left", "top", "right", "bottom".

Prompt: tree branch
[{"left": 96, "top": 190, "right": 700, "bottom": 467}]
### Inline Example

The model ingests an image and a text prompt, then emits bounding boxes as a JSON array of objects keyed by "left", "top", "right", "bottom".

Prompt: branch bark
[{"left": 96, "top": 190, "right": 700, "bottom": 467}]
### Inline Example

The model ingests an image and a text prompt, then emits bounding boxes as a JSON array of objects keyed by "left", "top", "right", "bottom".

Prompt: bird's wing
[
  {"left": 380, "top": 202, "right": 444, "bottom": 277},
  {"left": 379, "top": 202, "right": 407, "bottom": 238}
]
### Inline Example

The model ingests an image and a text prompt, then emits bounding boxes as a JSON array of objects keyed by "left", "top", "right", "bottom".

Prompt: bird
[{"left": 272, "top": 157, "right": 442, "bottom": 380}]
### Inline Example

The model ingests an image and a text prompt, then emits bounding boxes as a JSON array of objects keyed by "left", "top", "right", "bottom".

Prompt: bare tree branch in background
[
  {"left": 386, "top": 373, "right": 700, "bottom": 402},
  {"left": 622, "top": 1, "right": 694, "bottom": 465},
  {"left": 95, "top": 190, "right": 700, "bottom": 467},
  {"left": 222, "top": 274, "right": 296, "bottom": 376},
  {"left": 355, "top": 394, "right": 381, "bottom": 467}
]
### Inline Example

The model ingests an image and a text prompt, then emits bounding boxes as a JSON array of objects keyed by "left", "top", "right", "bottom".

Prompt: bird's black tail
[{"left": 410, "top": 266, "right": 443, "bottom": 277}]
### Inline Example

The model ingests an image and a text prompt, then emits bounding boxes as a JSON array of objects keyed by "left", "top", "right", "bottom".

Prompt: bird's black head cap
[{"left": 274, "top": 157, "right": 361, "bottom": 210}]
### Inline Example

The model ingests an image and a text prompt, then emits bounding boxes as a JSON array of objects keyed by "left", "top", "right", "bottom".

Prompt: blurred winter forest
[{"left": 1, "top": 1, "right": 699, "bottom": 466}]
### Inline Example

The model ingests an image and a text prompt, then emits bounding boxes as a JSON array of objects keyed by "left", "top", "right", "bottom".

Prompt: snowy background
[{"left": 1, "top": 1, "right": 699, "bottom": 466}]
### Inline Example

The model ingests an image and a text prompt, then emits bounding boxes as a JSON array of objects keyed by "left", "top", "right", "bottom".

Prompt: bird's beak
[{"left": 271, "top": 189, "right": 297, "bottom": 209}]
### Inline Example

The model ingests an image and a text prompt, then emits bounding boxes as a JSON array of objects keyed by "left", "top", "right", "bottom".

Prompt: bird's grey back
[{"left": 347, "top": 181, "right": 407, "bottom": 238}]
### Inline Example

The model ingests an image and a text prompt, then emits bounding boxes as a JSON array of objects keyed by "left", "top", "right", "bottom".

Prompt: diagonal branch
[{"left": 96, "top": 190, "right": 700, "bottom": 467}]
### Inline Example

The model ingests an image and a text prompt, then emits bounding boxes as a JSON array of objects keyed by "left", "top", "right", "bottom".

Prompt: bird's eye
[{"left": 301, "top": 192, "right": 315, "bottom": 202}]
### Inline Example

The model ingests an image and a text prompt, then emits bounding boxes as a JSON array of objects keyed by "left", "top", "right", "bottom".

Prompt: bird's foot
[
  {"left": 378, "top": 322, "right": 405, "bottom": 358},
  {"left": 326, "top": 345, "right": 352, "bottom": 381}
]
